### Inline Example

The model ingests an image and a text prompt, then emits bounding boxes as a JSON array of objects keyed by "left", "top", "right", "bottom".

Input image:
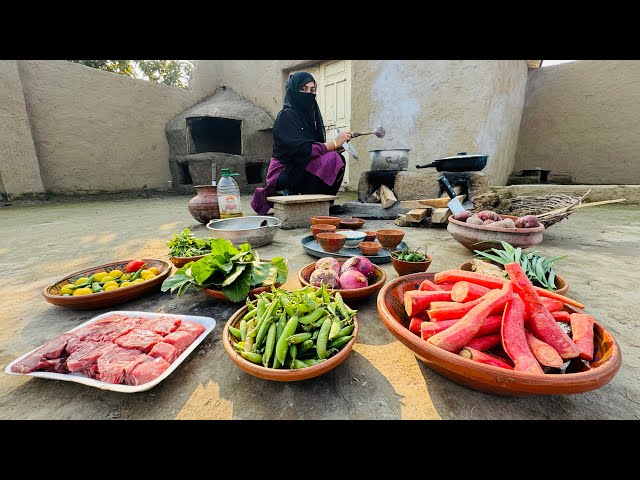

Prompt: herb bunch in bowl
[{"left": 167, "top": 228, "right": 213, "bottom": 258}]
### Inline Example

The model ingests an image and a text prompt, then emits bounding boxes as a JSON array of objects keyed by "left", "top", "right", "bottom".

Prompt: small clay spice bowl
[
  {"left": 359, "top": 241, "right": 382, "bottom": 256},
  {"left": 376, "top": 229, "right": 405, "bottom": 250},
  {"left": 316, "top": 232, "right": 347, "bottom": 253},
  {"left": 310, "top": 224, "right": 337, "bottom": 239}
]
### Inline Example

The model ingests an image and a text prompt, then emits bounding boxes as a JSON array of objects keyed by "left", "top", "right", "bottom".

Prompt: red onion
[
  {"left": 341, "top": 255, "right": 375, "bottom": 279},
  {"left": 339, "top": 269, "right": 368, "bottom": 289}
]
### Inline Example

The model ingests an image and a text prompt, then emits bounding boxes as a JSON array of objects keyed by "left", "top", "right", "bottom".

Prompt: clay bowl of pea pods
[{"left": 222, "top": 285, "right": 359, "bottom": 381}]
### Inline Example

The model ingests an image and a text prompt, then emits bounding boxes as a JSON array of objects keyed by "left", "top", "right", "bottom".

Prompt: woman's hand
[{"left": 335, "top": 131, "right": 353, "bottom": 147}]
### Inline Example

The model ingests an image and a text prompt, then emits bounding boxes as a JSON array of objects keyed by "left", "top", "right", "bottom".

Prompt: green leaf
[
  {"left": 271, "top": 257, "right": 289, "bottom": 284},
  {"left": 474, "top": 250, "right": 507, "bottom": 265},
  {"left": 222, "top": 266, "right": 252, "bottom": 303},
  {"left": 250, "top": 262, "right": 272, "bottom": 287},
  {"left": 161, "top": 273, "right": 192, "bottom": 292},
  {"left": 221, "top": 264, "right": 248, "bottom": 287},
  {"left": 208, "top": 238, "right": 240, "bottom": 258}
]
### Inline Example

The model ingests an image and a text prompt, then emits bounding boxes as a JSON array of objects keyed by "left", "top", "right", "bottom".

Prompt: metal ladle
[{"left": 351, "top": 125, "right": 386, "bottom": 139}]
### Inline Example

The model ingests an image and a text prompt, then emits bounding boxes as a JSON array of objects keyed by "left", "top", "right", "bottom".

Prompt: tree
[{"left": 69, "top": 60, "right": 193, "bottom": 90}]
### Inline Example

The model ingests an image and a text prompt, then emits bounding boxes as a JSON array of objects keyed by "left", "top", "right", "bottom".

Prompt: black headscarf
[{"left": 272, "top": 72, "right": 326, "bottom": 168}]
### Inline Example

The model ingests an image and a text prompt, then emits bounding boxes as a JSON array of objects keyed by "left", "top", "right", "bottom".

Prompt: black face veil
[{"left": 272, "top": 72, "right": 326, "bottom": 164}]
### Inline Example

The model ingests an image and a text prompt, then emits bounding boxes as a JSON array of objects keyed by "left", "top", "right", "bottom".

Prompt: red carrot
[
  {"left": 570, "top": 313, "right": 595, "bottom": 361},
  {"left": 429, "top": 301, "right": 463, "bottom": 309},
  {"left": 501, "top": 295, "right": 544, "bottom": 374},
  {"left": 540, "top": 298, "right": 563, "bottom": 313},
  {"left": 404, "top": 290, "right": 452, "bottom": 317},
  {"left": 465, "top": 333, "right": 502, "bottom": 351},
  {"left": 420, "top": 320, "right": 458, "bottom": 340},
  {"left": 428, "top": 282, "right": 513, "bottom": 352},
  {"left": 451, "top": 281, "right": 490, "bottom": 303},
  {"left": 428, "top": 296, "right": 505, "bottom": 321},
  {"left": 460, "top": 347, "right": 514, "bottom": 369},
  {"left": 476, "top": 315, "right": 502, "bottom": 336},
  {"left": 551, "top": 310, "right": 570, "bottom": 322},
  {"left": 504, "top": 263, "right": 579, "bottom": 360},
  {"left": 438, "top": 283, "right": 456, "bottom": 291},
  {"left": 525, "top": 332, "right": 564, "bottom": 367},
  {"left": 408, "top": 316, "right": 424, "bottom": 336},
  {"left": 418, "top": 279, "right": 443, "bottom": 291},
  {"left": 434, "top": 269, "right": 585, "bottom": 309}
]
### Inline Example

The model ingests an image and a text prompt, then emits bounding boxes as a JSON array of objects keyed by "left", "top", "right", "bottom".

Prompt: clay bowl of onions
[{"left": 298, "top": 256, "right": 387, "bottom": 302}]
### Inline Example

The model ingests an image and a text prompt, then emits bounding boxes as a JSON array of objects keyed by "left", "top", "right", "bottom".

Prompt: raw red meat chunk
[
  {"left": 37, "top": 333, "right": 77, "bottom": 359},
  {"left": 125, "top": 356, "right": 170, "bottom": 386},
  {"left": 9, "top": 333, "right": 77, "bottom": 374},
  {"left": 41, "top": 358, "right": 70, "bottom": 374},
  {"left": 162, "top": 331, "right": 196, "bottom": 355},
  {"left": 97, "top": 347, "right": 145, "bottom": 384},
  {"left": 11, "top": 354, "right": 54, "bottom": 374},
  {"left": 115, "top": 329, "right": 163, "bottom": 353},
  {"left": 91, "top": 313, "right": 130, "bottom": 326},
  {"left": 141, "top": 316, "right": 182, "bottom": 336},
  {"left": 177, "top": 321, "right": 206, "bottom": 338},
  {"left": 67, "top": 342, "right": 116, "bottom": 372},
  {"left": 74, "top": 319, "right": 138, "bottom": 343},
  {"left": 148, "top": 342, "right": 179, "bottom": 363}
]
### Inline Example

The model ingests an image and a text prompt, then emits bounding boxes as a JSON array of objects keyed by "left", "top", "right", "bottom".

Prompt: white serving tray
[{"left": 5, "top": 310, "right": 216, "bottom": 393}]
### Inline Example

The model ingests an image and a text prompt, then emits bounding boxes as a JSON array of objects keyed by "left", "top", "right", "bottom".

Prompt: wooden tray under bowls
[
  {"left": 458, "top": 261, "right": 569, "bottom": 296},
  {"left": 297, "top": 261, "right": 387, "bottom": 302},
  {"left": 42, "top": 259, "right": 171, "bottom": 310},
  {"left": 376, "top": 272, "right": 621, "bottom": 396},
  {"left": 223, "top": 304, "right": 358, "bottom": 382}
]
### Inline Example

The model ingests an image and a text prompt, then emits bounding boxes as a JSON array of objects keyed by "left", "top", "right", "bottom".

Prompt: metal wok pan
[{"left": 416, "top": 152, "right": 488, "bottom": 172}]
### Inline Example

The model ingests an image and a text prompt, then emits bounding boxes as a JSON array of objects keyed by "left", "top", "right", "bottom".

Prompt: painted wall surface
[
  {"left": 18, "top": 61, "right": 198, "bottom": 193},
  {"left": 514, "top": 60, "right": 640, "bottom": 184},
  {"left": 0, "top": 60, "right": 44, "bottom": 198},
  {"left": 193, "top": 60, "right": 528, "bottom": 188}
]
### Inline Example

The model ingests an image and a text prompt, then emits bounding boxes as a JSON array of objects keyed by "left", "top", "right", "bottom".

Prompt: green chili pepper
[
  {"left": 316, "top": 317, "right": 332, "bottom": 359},
  {"left": 130, "top": 266, "right": 146, "bottom": 281}
]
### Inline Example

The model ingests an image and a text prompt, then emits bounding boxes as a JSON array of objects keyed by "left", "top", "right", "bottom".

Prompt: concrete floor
[{"left": 0, "top": 193, "right": 638, "bottom": 420}]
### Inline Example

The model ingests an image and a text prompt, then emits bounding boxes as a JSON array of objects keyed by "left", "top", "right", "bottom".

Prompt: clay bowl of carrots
[{"left": 376, "top": 269, "right": 621, "bottom": 396}]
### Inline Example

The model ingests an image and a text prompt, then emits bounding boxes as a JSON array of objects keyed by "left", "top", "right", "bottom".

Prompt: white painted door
[
  {"left": 317, "top": 60, "right": 352, "bottom": 187},
  {"left": 288, "top": 61, "right": 352, "bottom": 187}
]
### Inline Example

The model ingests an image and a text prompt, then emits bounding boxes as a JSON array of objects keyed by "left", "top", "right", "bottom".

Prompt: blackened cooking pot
[
  {"left": 416, "top": 152, "right": 488, "bottom": 172},
  {"left": 369, "top": 148, "right": 410, "bottom": 171}
]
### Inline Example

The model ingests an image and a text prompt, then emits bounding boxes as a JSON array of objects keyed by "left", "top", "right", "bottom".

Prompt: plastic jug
[{"left": 217, "top": 168, "right": 243, "bottom": 218}]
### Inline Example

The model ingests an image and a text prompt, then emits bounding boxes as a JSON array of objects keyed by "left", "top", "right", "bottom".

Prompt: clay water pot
[{"left": 188, "top": 185, "right": 220, "bottom": 224}]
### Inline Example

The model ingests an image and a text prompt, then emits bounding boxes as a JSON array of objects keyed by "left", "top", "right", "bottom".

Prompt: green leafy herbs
[
  {"left": 166, "top": 228, "right": 214, "bottom": 258},
  {"left": 473, "top": 241, "right": 566, "bottom": 290},
  {"left": 161, "top": 238, "right": 288, "bottom": 303},
  {"left": 393, "top": 246, "right": 429, "bottom": 262}
]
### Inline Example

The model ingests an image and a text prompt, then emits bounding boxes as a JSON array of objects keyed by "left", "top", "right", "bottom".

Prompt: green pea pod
[
  {"left": 276, "top": 312, "right": 286, "bottom": 340},
  {"left": 328, "top": 316, "right": 342, "bottom": 341},
  {"left": 311, "top": 329, "right": 320, "bottom": 341},
  {"left": 256, "top": 297, "right": 267, "bottom": 323},
  {"left": 302, "top": 358, "right": 326, "bottom": 367},
  {"left": 239, "top": 320, "right": 247, "bottom": 341},
  {"left": 288, "top": 332, "right": 312, "bottom": 345},
  {"left": 327, "top": 303, "right": 337, "bottom": 316},
  {"left": 262, "top": 322, "right": 277, "bottom": 367},
  {"left": 298, "top": 339, "right": 315, "bottom": 355},
  {"left": 335, "top": 324, "right": 355, "bottom": 339},
  {"left": 293, "top": 359, "right": 308, "bottom": 369},
  {"left": 322, "top": 284, "right": 330, "bottom": 304},
  {"left": 275, "top": 315, "right": 299, "bottom": 365},
  {"left": 250, "top": 297, "right": 280, "bottom": 338},
  {"left": 298, "top": 309, "right": 325, "bottom": 325},
  {"left": 240, "top": 351, "right": 263, "bottom": 364},
  {"left": 316, "top": 317, "right": 332, "bottom": 359},
  {"left": 327, "top": 334, "right": 353, "bottom": 350},
  {"left": 231, "top": 341, "right": 243, "bottom": 352},
  {"left": 284, "top": 303, "right": 296, "bottom": 317},
  {"left": 229, "top": 326, "right": 242, "bottom": 340},
  {"left": 242, "top": 309, "right": 257, "bottom": 322},
  {"left": 288, "top": 344, "right": 298, "bottom": 368},
  {"left": 334, "top": 292, "right": 350, "bottom": 319},
  {"left": 315, "top": 286, "right": 324, "bottom": 298},
  {"left": 244, "top": 335, "right": 254, "bottom": 353},
  {"left": 296, "top": 302, "right": 313, "bottom": 314},
  {"left": 254, "top": 311, "right": 276, "bottom": 351}
]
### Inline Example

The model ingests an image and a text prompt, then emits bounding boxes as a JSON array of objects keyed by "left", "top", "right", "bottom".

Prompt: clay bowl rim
[
  {"left": 297, "top": 261, "right": 387, "bottom": 301},
  {"left": 310, "top": 224, "right": 338, "bottom": 239},
  {"left": 310, "top": 216, "right": 342, "bottom": 227},
  {"left": 316, "top": 232, "right": 348, "bottom": 253},
  {"left": 339, "top": 217, "right": 366, "bottom": 229},
  {"left": 376, "top": 272, "right": 622, "bottom": 396},
  {"left": 223, "top": 304, "right": 359, "bottom": 382},
  {"left": 390, "top": 252, "right": 433, "bottom": 276},
  {"left": 458, "top": 260, "right": 569, "bottom": 296},
  {"left": 42, "top": 258, "right": 172, "bottom": 310},
  {"left": 375, "top": 229, "right": 406, "bottom": 249},
  {"left": 448, "top": 214, "right": 545, "bottom": 234},
  {"left": 169, "top": 254, "right": 206, "bottom": 268},
  {"left": 363, "top": 231, "right": 378, "bottom": 242},
  {"left": 359, "top": 241, "right": 383, "bottom": 255}
]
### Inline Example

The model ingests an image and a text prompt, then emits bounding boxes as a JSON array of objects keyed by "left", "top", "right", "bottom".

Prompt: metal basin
[{"left": 206, "top": 216, "right": 281, "bottom": 248}]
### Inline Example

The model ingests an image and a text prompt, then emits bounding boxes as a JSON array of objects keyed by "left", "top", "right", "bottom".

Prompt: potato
[
  {"left": 466, "top": 215, "right": 484, "bottom": 225},
  {"left": 483, "top": 219, "right": 495, "bottom": 225},
  {"left": 451, "top": 211, "right": 474, "bottom": 222},
  {"left": 490, "top": 218, "right": 516, "bottom": 228},
  {"left": 514, "top": 215, "right": 541, "bottom": 228}
]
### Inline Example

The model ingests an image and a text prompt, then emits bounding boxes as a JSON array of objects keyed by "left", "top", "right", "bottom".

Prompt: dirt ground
[{"left": 0, "top": 193, "right": 638, "bottom": 420}]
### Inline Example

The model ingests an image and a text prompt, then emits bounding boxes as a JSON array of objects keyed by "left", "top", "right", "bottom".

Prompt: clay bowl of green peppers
[{"left": 223, "top": 285, "right": 359, "bottom": 381}]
